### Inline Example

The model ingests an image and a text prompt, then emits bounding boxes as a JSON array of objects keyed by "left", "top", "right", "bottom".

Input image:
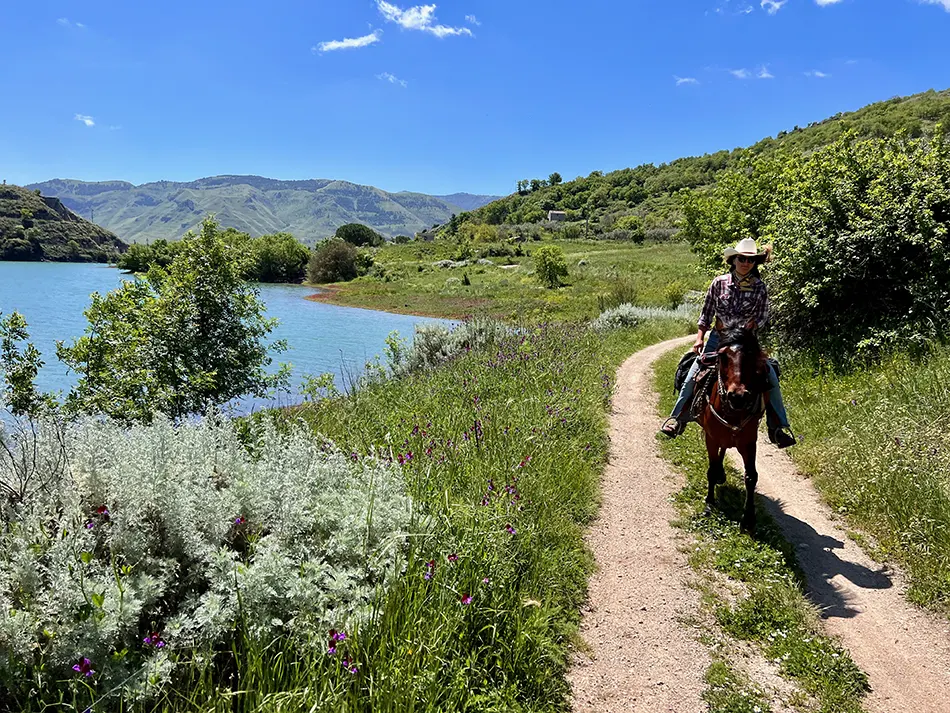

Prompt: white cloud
[
  {"left": 74, "top": 114, "right": 95, "bottom": 127},
  {"left": 815, "top": 0, "right": 845, "bottom": 5},
  {"left": 376, "top": 1, "right": 473, "bottom": 38},
  {"left": 919, "top": 0, "right": 950, "bottom": 10},
  {"left": 465, "top": 14, "right": 481, "bottom": 25},
  {"left": 760, "top": 0, "right": 787, "bottom": 14},
  {"left": 805, "top": 70, "right": 830, "bottom": 77},
  {"left": 57, "top": 17, "right": 69, "bottom": 26},
  {"left": 674, "top": 76, "right": 699, "bottom": 86},
  {"left": 109, "top": 125, "right": 122, "bottom": 131},
  {"left": 758, "top": 65, "right": 774, "bottom": 79},
  {"left": 313, "top": 31, "right": 382, "bottom": 53},
  {"left": 57, "top": 17, "right": 86, "bottom": 28},
  {"left": 730, "top": 68, "right": 751, "bottom": 79},
  {"left": 377, "top": 71, "right": 408, "bottom": 87}
]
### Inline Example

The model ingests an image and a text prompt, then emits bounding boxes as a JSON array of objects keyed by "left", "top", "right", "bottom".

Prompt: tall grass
[{"left": 782, "top": 349, "right": 950, "bottom": 612}]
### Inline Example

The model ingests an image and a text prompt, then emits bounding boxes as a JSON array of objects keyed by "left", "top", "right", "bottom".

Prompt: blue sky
[{"left": 2, "top": 0, "right": 949, "bottom": 195}]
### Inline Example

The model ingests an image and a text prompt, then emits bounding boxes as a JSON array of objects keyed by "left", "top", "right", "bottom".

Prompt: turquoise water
[{"left": 0, "top": 262, "right": 443, "bottom": 414}]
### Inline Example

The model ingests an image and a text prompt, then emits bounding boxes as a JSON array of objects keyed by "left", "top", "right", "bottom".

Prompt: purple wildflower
[
  {"left": 95, "top": 505, "right": 110, "bottom": 519},
  {"left": 143, "top": 632, "right": 166, "bottom": 648},
  {"left": 505, "top": 524, "right": 517, "bottom": 536},
  {"left": 234, "top": 516, "right": 246, "bottom": 526},
  {"left": 72, "top": 657, "right": 95, "bottom": 678},
  {"left": 447, "top": 553, "right": 459, "bottom": 563},
  {"left": 85, "top": 521, "right": 95, "bottom": 529},
  {"left": 461, "top": 593, "right": 473, "bottom": 605},
  {"left": 482, "top": 577, "right": 490, "bottom": 585},
  {"left": 424, "top": 559, "right": 436, "bottom": 580}
]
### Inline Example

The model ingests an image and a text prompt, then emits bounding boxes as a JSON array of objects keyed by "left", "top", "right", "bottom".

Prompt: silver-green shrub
[
  {"left": 591, "top": 303, "right": 697, "bottom": 331},
  {"left": 0, "top": 414, "right": 412, "bottom": 701},
  {"left": 386, "top": 318, "right": 509, "bottom": 378}
]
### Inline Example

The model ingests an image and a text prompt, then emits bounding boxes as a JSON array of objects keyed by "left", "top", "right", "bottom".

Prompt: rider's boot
[
  {"left": 768, "top": 427, "right": 797, "bottom": 449},
  {"left": 659, "top": 417, "right": 686, "bottom": 439}
]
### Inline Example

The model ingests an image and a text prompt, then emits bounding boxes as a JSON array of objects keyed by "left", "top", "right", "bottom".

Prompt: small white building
[{"left": 547, "top": 210, "right": 567, "bottom": 222}]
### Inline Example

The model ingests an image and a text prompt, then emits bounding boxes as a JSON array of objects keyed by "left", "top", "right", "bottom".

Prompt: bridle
[{"left": 707, "top": 352, "right": 765, "bottom": 433}]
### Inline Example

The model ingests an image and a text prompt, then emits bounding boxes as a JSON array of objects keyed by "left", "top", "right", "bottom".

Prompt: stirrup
[
  {"left": 659, "top": 417, "right": 685, "bottom": 439},
  {"left": 768, "top": 427, "right": 797, "bottom": 449}
]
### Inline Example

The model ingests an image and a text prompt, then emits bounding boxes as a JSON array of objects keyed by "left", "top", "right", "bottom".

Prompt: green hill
[
  {"left": 0, "top": 184, "right": 126, "bottom": 262},
  {"left": 25, "top": 175, "right": 500, "bottom": 244},
  {"left": 462, "top": 88, "right": 950, "bottom": 236}
]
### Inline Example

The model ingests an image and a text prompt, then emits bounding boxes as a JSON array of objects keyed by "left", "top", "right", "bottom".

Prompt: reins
[{"left": 706, "top": 359, "right": 765, "bottom": 433}]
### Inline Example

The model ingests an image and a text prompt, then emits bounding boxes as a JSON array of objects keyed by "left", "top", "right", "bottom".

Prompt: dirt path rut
[
  {"left": 569, "top": 336, "right": 706, "bottom": 713},
  {"left": 730, "top": 438, "right": 950, "bottom": 713}
]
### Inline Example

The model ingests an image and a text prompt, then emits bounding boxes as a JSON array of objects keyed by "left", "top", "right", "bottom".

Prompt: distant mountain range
[{"left": 25, "top": 176, "right": 501, "bottom": 244}]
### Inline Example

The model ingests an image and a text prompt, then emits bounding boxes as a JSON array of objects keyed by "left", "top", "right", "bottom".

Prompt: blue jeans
[{"left": 669, "top": 332, "right": 789, "bottom": 431}]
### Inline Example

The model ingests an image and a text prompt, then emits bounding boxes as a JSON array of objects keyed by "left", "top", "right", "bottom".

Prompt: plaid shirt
[{"left": 697, "top": 272, "right": 769, "bottom": 332}]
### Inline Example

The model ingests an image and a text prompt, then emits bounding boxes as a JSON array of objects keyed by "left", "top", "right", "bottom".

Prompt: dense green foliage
[
  {"left": 308, "top": 239, "right": 359, "bottom": 284},
  {"left": 118, "top": 229, "right": 310, "bottom": 283},
  {"left": 533, "top": 244, "right": 568, "bottom": 288},
  {"left": 0, "top": 312, "right": 53, "bottom": 418},
  {"left": 57, "top": 218, "right": 286, "bottom": 423},
  {"left": 457, "top": 88, "right": 950, "bottom": 243},
  {"left": 335, "top": 223, "right": 384, "bottom": 247},
  {"left": 0, "top": 185, "right": 125, "bottom": 262},
  {"left": 26, "top": 177, "right": 498, "bottom": 243},
  {"left": 683, "top": 130, "right": 950, "bottom": 358}
]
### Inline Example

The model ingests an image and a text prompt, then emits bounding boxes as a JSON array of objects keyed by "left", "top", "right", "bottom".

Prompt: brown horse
[{"left": 696, "top": 327, "right": 770, "bottom": 532}]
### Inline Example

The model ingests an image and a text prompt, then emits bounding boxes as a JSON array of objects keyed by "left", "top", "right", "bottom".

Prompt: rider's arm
[{"left": 695, "top": 278, "right": 718, "bottom": 352}]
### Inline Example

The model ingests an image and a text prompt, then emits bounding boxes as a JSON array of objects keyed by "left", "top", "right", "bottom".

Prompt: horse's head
[{"left": 717, "top": 327, "right": 769, "bottom": 412}]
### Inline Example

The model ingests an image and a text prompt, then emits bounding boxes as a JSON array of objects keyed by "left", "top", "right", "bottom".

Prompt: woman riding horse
[{"left": 659, "top": 238, "right": 796, "bottom": 449}]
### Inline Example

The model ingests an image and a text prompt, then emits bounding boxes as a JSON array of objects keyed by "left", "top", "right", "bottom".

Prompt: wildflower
[
  {"left": 505, "top": 524, "right": 517, "bottom": 536},
  {"left": 461, "top": 593, "right": 473, "bottom": 605},
  {"left": 341, "top": 657, "right": 359, "bottom": 674},
  {"left": 234, "top": 516, "right": 246, "bottom": 526},
  {"left": 350, "top": 451, "right": 359, "bottom": 461},
  {"left": 72, "top": 657, "right": 95, "bottom": 678},
  {"left": 85, "top": 521, "right": 95, "bottom": 529},
  {"left": 143, "top": 632, "right": 166, "bottom": 648},
  {"left": 480, "top": 495, "right": 490, "bottom": 507},
  {"left": 482, "top": 577, "right": 490, "bottom": 585},
  {"left": 424, "top": 559, "right": 436, "bottom": 580},
  {"left": 447, "top": 553, "right": 459, "bottom": 563},
  {"left": 95, "top": 505, "right": 110, "bottom": 519}
]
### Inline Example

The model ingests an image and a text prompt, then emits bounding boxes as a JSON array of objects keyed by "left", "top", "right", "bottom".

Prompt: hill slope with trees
[
  {"left": 0, "top": 184, "right": 126, "bottom": 262},
  {"left": 25, "top": 175, "right": 500, "bottom": 244},
  {"left": 458, "top": 88, "right": 950, "bottom": 238}
]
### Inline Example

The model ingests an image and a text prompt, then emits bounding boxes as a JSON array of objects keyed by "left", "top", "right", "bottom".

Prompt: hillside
[
  {"left": 462, "top": 88, "right": 950, "bottom": 235},
  {"left": 0, "top": 184, "right": 126, "bottom": 262},
  {"left": 25, "top": 175, "right": 500, "bottom": 244}
]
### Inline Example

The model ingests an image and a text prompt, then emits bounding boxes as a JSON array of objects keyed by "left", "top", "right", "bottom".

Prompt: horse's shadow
[{"left": 755, "top": 492, "right": 893, "bottom": 620}]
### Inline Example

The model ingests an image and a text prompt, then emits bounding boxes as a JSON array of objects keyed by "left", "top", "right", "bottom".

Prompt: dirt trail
[
  {"left": 730, "top": 438, "right": 950, "bottom": 713},
  {"left": 569, "top": 336, "right": 707, "bottom": 713}
]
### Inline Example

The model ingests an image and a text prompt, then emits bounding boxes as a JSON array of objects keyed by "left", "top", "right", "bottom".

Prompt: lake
[{"left": 0, "top": 262, "right": 445, "bottom": 414}]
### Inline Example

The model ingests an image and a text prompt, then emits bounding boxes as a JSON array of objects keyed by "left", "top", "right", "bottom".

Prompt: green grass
[
  {"left": 653, "top": 351, "right": 869, "bottom": 713},
  {"left": 88, "top": 320, "right": 685, "bottom": 713},
  {"left": 704, "top": 658, "right": 774, "bottom": 713},
  {"left": 308, "top": 239, "right": 706, "bottom": 321},
  {"left": 781, "top": 349, "right": 950, "bottom": 613}
]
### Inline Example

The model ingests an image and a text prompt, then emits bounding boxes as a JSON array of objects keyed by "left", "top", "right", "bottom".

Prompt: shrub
[
  {"left": 393, "top": 235, "right": 411, "bottom": 244},
  {"left": 335, "top": 223, "right": 383, "bottom": 247},
  {"left": 534, "top": 244, "right": 569, "bottom": 288},
  {"left": 592, "top": 303, "right": 696, "bottom": 331},
  {"left": 663, "top": 280, "right": 688, "bottom": 309},
  {"left": 559, "top": 223, "right": 583, "bottom": 240},
  {"left": 355, "top": 250, "right": 375, "bottom": 276},
  {"left": 0, "top": 414, "right": 412, "bottom": 708},
  {"left": 386, "top": 319, "right": 509, "bottom": 377},
  {"left": 596, "top": 279, "right": 638, "bottom": 312},
  {"left": 462, "top": 272, "right": 471, "bottom": 286},
  {"left": 308, "top": 239, "right": 358, "bottom": 283},
  {"left": 613, "top": 215, "right": 645, "bottom": 243}
]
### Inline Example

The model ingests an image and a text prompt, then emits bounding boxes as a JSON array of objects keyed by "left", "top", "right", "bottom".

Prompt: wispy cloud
[
  {"left": 760, "top": 0, "right": 787, "bottom": 13},
  {"left": 674, "top": 76, "right": 699, "bottom": 86},
  {"left": 815, "top": 0, "right": 845, "bottom": 5},
  {"left": 109, "top": 125, "right": 122, "bottom": 131},
  {"left": 919, "top": 0, "right": 950, "bottom": 10},
  {"left": 377, "top": 71, "right": 408, "bottom": 87},
  {"left": 57, "top": 17, "right": 86, "bottom": 28},
  {"left": 757, "top": 65, "right": 774, "bottom": 79},
  {"left": 74, "top": 114, "right": 95, "bottom": 127},
  {"left": 376, "top": 1, "right": 473, "bottom": 38},
  {"left": 730, "top": 68, "right": 752, "bottom": 79},
  {"left": 805, "top": 70, "right": 831, "bottom": 78},
  {"left": 465, "top": 14, "right": 481, "bottom": 26},
  {"left": 313, "top": 30, "right": 382, "bottom": 53}
]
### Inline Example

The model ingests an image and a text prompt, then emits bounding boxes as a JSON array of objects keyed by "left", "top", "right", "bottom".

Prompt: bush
[
  {"left": 592, "top": 303, "right": 696, "bottom": 331},
  {"left": 355, "top": 250, "right": 375, "bottom": 276},
  {"left": 393, "top": 235, "right": 411, "bottom": 244},
  {"left": 613, "top": 215, "right": 645, "bottom": 243},
  {"left": 386, "top": 319, "right": 509, "bottom": 378},
  {"left": 0, "top": 415, "right": 412, "bottom": 708},
  {"left": 308, "top": 239, "right": 358, "bottom": 283},
  {"left": 663, "top": 280, "right": 688, "bottom": 309},
  {"left": 335, "top": 223, "right": 383, "bottom": 247},
  {"left": 559, "top": 223, "right": 583, "bottom": 240},
  {"left": 534, "top": 244, "right": 569, "bottom": 288}
]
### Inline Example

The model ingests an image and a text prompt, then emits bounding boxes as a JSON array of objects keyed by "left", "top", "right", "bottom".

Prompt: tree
[
  {"left": 614, "top": 215, "right": 646, "bottom": 244},
  {"left": 335, "top": 223, "right": 383, "bottom": 247},
  {"left": 534, "top": 244, "right": 568, "bottom": 288},
  {"left": 0, "top": 312, "right": 52, "bottom": 418},
  {"left": 548, "top": 172, "right": 563, "bottom": 186},
  {"left": 57, "top": 217, "right": 287, "bottom": 423},
  {"left": 250, "top": 232, "right": 309, "bottom": 283},
  {"left": 308, "top": 239, "right": 359, "bottom": 283}
]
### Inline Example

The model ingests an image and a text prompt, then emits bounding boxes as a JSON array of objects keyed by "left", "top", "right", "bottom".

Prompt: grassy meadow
[{"left": 307, "top": 239, "right": 707, "bottom": 321}]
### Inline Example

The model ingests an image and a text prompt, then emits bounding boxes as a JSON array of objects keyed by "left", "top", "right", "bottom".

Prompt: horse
[{"left": 695, "top": 327, "right": 770, "bottom": 533}]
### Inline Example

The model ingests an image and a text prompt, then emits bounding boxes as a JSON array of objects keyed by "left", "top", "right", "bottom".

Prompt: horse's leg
[
  {"left": 704, "top": 434, "right": 726, "bottom": 514},
  {"left": 738, "top": 439, "right": 758, "bottom": 533}
]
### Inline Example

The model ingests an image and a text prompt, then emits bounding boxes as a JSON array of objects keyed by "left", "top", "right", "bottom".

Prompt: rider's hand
[{"left": 691, "top": 339, "right": 704, "bottom": 354}]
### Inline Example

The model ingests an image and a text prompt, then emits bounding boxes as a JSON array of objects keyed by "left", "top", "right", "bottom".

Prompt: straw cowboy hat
[{"left": 723, "top": 238, "right": 771, "bottom": 264}]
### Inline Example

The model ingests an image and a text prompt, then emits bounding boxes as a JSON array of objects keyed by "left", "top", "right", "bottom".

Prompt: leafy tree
[
  {"left": 250, "top": 232, "right": 309, "bottom": 282},
  {"left": 336, "top": 223, "right": 383, "bottom": 247},
  {"left": 534, "top": 244, "right": 568, "bottom": 288},
  {"left": 614, "top": 215, "right": 646, "bottom": 243},
  {"left": 548, "top": 172, "right": 563, "bottom": 186},
  {"left": 57, "top": 217, "right": 287, "bottom": 423},
  {"left": 529, "top": 179, "right": 546, "bottom": 193},
  {"left": 308, "top": 239, "right": 359, "bottom": 283},
  {"left": 0, "top": 312, "right": 53, "bottom": 418}
]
